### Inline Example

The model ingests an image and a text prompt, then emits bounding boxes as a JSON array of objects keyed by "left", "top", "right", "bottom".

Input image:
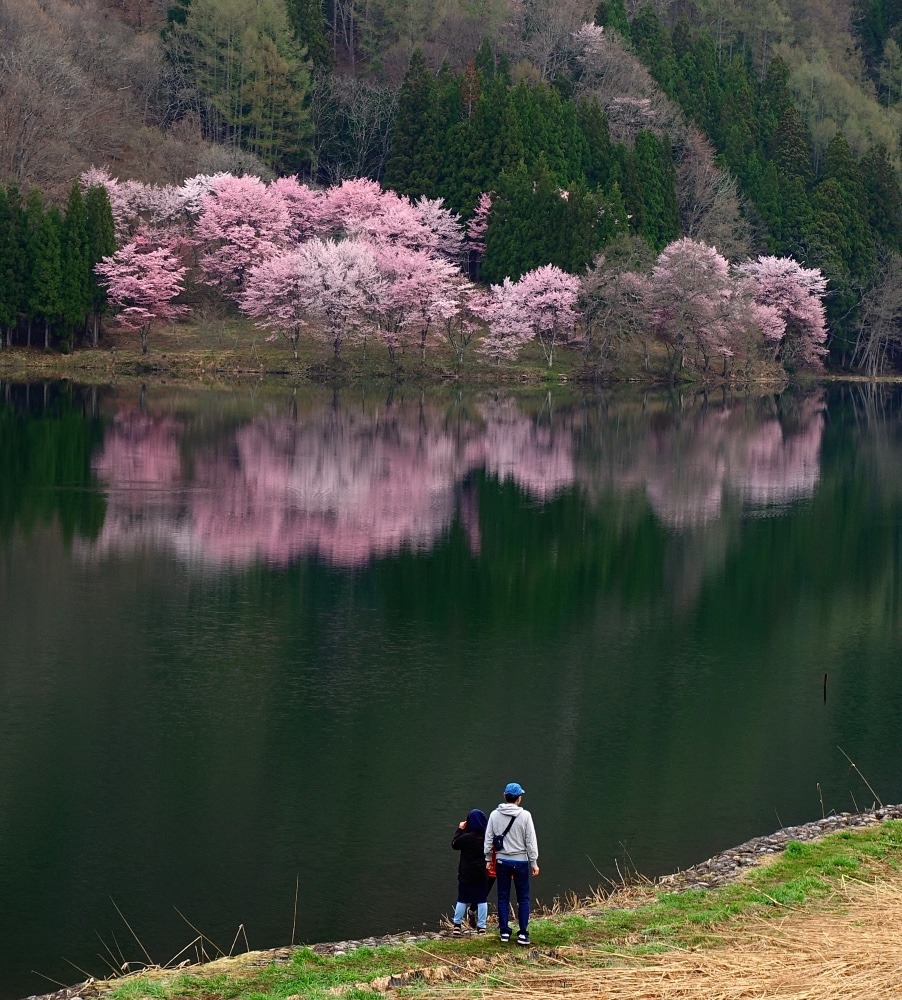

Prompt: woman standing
[{"left": 451, "top": 809, "right": 493, "bottom": 934}]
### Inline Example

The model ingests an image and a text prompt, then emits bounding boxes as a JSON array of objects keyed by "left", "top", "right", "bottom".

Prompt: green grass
[
  {"left": 103, "top": 821, "right": 902, "bottom": 1000},
  {"left": 0, "top": 316, "right": 597, "bottom": 389}
]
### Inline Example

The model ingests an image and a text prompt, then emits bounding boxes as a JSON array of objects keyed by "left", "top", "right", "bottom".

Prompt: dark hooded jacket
[{"left": 452, "top": 809, "right": 489, "bottom": 884}]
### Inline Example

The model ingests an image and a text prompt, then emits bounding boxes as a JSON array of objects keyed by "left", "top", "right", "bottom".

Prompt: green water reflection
[{"left": 1, "top": 382, "right": 901, "bottom": 999}]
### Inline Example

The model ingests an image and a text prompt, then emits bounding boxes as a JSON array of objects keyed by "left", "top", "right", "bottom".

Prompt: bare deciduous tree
[
  {"left": 852, "top": 250, "right": 902, "bottom": 376},
  {"left": 677, "top": 128, "right": 751, "bottom": 260}
]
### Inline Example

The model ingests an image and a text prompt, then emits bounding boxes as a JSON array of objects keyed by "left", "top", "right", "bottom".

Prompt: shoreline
[
  {"left": 23, "top": 803, "right": 902, "bottom": 1000},
  {"left": 3, "top": 343, "right": 901, "bottom": 391}
]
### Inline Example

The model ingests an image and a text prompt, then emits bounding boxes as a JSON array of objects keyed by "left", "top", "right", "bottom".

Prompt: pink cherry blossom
[
  {"left": 240, "top": 250, "right": 311, "bottom": 358},
  {"left": 371, "top": 243, "right": 467, "bottom": 361},
  {"left": 479, "top": 265, "right": 580, "bottom": 367},
  {"left": 466, "top": 192, "right": 492, "bottom": 267},
  {"left": 734, "top": 256, "right": 828, "bottom": 369},
  {"left": 196, "top": 174, "right": 292, "bottom": 297},
  {"left": 94, "top": 227, "right": 188, "bottom": 353},
  {"left": 270, "top": 176, "right": 330, "bottom": 241}
]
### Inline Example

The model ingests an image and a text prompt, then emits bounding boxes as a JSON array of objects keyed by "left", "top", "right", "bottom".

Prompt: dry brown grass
[{"left": 422, "top": 875, "right": 902, "bottom": 1000}]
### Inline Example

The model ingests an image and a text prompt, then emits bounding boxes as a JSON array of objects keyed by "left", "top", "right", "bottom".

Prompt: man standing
[{"left": 484, "top": 781, "right": 539, "bottom": 945}]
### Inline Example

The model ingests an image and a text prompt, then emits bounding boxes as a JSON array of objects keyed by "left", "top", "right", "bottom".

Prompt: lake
[{"left": 2, "top": 380, "right": 901, "bottom": 999}]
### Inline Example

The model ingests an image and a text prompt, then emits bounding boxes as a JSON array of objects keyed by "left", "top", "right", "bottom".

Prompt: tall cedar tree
[
  {"left": 85, "top": 185, "right": 117, "bottom": 346},
  {"left": 60, "top": 183, "right": 92, "bottom": 349},
  {"left": 30, "top": 204, "right": 64, "bottom": 350},
  {"left": 0, "top": 189, "right": 21, "bottom": 346},
  {"left": 383, "top": 50, "right": 437, "bottom": 197},
  {"left": 284, "top": 0, "right": 331, "bottom": 67},
  {"left": 634, "top": 131, "right": 679, "bottom": 251},
  {"left": 595, "top": 0, "right": 631, "bottom": 38}
]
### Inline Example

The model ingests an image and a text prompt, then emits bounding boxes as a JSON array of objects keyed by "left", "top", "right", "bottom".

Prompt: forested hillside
[{"left": 0, "top": 0, "right": 899, "bottom": 370}]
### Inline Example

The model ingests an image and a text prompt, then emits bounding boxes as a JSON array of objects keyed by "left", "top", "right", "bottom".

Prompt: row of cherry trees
[{"left": 87, "top": 169, "right": 829, "bottom": 374}]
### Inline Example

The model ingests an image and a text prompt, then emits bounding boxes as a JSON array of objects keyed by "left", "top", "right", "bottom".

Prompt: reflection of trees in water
[
  {"left": 84, "top": 390, "right": 828, "bottom": 568},
  {"left": 573, "top": 392, "right": 825, "bottom": 530}
]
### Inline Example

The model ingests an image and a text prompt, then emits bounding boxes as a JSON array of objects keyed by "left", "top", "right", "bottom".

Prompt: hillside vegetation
[{"left": 0, "top": 0, "right": 899, "bottom": 371}]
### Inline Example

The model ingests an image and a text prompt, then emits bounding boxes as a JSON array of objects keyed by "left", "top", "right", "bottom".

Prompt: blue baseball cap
[{"left": 504, "top": 782, "right": 525, "bottom": 797}]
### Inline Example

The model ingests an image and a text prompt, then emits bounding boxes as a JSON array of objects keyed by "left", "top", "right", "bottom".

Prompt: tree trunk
[
  {"left": 26, "top": 318, "right": 32, "bottom": 349},
  {"left": 93, "top": 313, "right": 99, "bottom": 348},
  {"left": 141, "top": 327, "right": 149, "bottom": 354},
  {"left": 44, "top": 320, "right": 50, "bottom": 350}
]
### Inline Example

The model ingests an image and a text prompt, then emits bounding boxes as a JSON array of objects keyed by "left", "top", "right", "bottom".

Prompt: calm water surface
[{"left": 2, "top": 381, "right": 902, "bottom": 997}]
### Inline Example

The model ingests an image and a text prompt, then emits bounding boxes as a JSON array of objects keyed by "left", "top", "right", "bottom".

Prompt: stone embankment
[
  {"left": 657, "top": 804, "right": 902, "bottom": 892},
  {"left": 24, "top": 804, "right": 902, "bottom": 1000}
]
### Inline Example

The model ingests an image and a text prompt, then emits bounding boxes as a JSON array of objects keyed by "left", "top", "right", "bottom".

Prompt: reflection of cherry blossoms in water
[
  {"left": 726, "top": 395, "right": 825, "bottom": 507},
  {"left": 478, "top": 400, "right": 575, "bottom": 501},
  {"left": 612, "top": 395, "right": 826, "bottom": 529},
  {"left": 83, "top": 392, "right": 827, "bottom": 567},
  {"left": 188, "top": 410, "right": 466, "bottom": 566},
  {"left": 91, "top": 410, "right": 184, "bottom": 509}
]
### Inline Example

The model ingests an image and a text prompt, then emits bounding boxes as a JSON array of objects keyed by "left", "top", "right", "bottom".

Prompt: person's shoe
[
  {"left": 452, "top": 924, "right": 462, "bottom": 937},
  {"left": 476, "top": 927, "right": 486, "bottom": 935},
  {"left": 516, "top": 931, "right": 530, "bottom": 946},
  {"left": 467, "top": 905, "right": 478, "bottom": 929},
  {"left": 499, "top": 930, "right": 511, "bottom": 943}
]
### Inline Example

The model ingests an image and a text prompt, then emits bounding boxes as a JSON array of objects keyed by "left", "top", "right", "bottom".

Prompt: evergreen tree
[
  {"left": 0, "top": 188, "right": 21, "bottom": 347},
  {"left": 758, "top": 56, "right": 794, "bottom": 144},
  {"left": 284, "top": 0, "right": 330, "bottom": 68},
  {"left": 475, "top": 39, "right": 497, "bottom": 86},
  {"left": 771, "top": 105, "right": 814, "bottom": 187},
  {"left": 631, "top": 7, "right": 679, "bottom": 95},
  {"left": 595, "top": 0, "right": 630, "bottom": 39},
  {"left": 634, "top": 130, "right": 679, "bottom": 251},
  {"left": 383, "top": 49, "right": 438, "bottom": 196},
  {"left": 820, "top": 133, "right": 876, "bottom": 279},
  {"left": 676, "top": 31, "right": 720, "bottom": 135},
  {"left": 60, "top": 182, "right": 91, "bottom": 349},
  {"left": 482, "top": 157, "right": 608, "bottom": 282},
  {"left": 718, "top": 55, "right": 757, "bottom": 180},
  {"left": 84, "top": 184, "right": 117, "bottom": 347},
  {"left": 576, "top": 98, "right": 613, "bottom": 189},
  {"left": 30, "top": 203, "right": 63, "bottom": 350},
  {"left": 22, "top": 189, "right": 45, "bottom": 348},
  {"left": 860, "top": 144, "right": 902, "bottom": 253},
  {"left": 172, "top": 0, "right": 311, "bottom": 169}
]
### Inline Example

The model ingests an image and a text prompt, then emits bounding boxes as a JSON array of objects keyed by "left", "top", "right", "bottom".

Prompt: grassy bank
[
  {"left": 93, "top": 820, "right": 902, "bottom": 1000},
  {"left": 0, "top": 319, "right": 591, "bottom": 388},
  {"left": 0, "top": 318, "right": 800, "bottom": 390}
]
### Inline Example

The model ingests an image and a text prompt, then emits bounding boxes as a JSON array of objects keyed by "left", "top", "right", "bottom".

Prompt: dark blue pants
[{"left": 496, "top": 859, "right": 530, "bottom": 934}]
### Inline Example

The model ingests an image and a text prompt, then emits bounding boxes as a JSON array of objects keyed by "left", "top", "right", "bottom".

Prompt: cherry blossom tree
[
  {"left": 321, "top": 177, "right": 386, "bottom": 232},
  {"left": 179, "top": 173, "right": 231, "bottom": 216},
  {"left": 466, "top": 192, "right": 492, "bottom": 276},
  {"left": 241, "top": 250, "right": 310, "bottom": 358},
  {"left": 270, "top": 176, "right": 330, "bottom": 241},
  {"left": 372, "top": 244, "right": 467, "bottom": 362},
  {"left": 195, "top": 175, "right": 292, "bottom": 298},
  {"left": 734, "top": 256, "right": 829, "bottom": 369},
  {"left": 412, "top": 196, "right": 465, "bottom": 261},
  {"left": 94, "top": 227, "right": 188, "bottom": 354},
  {"left": 649, "top": 238, "right": 741, "bottom": 374},
  {"left": 293, "top": 238, "right": 381, "bottom": 358},
  {"left": 516, "top": 265, "right": 581, "bottom": 367},
  {"left": 479, "top": 265, "right": 580, "bottom": 367},
  {"left": 445, "top": 287, "right": 486, "bottom": 365},
  {"left": 476, "top": 278, "right": 536, "bottom": 364}
]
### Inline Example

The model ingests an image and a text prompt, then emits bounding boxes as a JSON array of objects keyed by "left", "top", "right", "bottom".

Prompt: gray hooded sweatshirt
[{"left": 484, "top": 803, "right": 539, "bottom": 865}]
